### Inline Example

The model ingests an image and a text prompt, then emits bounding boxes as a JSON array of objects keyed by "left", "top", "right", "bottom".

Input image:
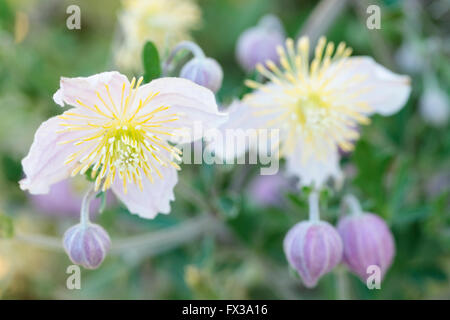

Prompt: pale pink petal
[
  {"left": 206, "top": 84, "right": 286, "bottom": 162},
  {"left": 285, "top": 140, "right": 343, "bottom": 187},
  {"left": 53, "top": 71, "right": 130, "bottom": 116},
  {"left": 111, "top": 166, "right": 178, "bottom": 219},
  {"left": 134, "top": 77, "right": 227, "bottom": 143},
  {"left": 20, "top": 114, "right": 93, "bottom": 194},
  {"left": 206, "top": 99, "right": 282, "bottom": 161},
  {"left": 327, "top": 57, "right": 411, "bottom": 116}
]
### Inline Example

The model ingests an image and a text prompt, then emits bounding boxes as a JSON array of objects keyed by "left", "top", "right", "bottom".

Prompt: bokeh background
[{"left": 0, "top": 0, "right": 449, "bottom": 299}]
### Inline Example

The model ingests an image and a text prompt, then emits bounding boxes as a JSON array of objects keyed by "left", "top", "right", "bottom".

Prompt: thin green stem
[
  {"left": 336, "top": 266, "right": 351, "bottom": 300},
  {"left": 298, "top": 0, "right": 349, "bottom": 45},
  {"left": 13, "top": 215, "right": 221, "bottom": 257},
  {"left": 162, "top": 41, "right": 205, "bottom": 76},
  {"left": 80, "top": 184, "right": 97, "bottom": 226},
  {"left": 308, "top": 190, "right": 320, "bottom": 221},
  {"left": 14, "top": 232, "right": 63, "bottom": 251},
  {"left": 342, "top": 194, "right": 363, "bottom": 216}
]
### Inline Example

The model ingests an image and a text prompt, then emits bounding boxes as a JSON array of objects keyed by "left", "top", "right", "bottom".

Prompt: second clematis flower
[
  {"left": 20, "top": 72, "right": 225, "bottom": 219},
  {"left": 213, "top": 36, "right": 411, "bottom": 187}
]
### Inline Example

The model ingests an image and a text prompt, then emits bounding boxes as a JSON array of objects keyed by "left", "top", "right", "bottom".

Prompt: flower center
[
  {"left": 107, "top": 126, "right": 142, "bottom": 173},
  {"left": 58, "top": 77, "right": 182, "bottom": 193},
  {"left": 294, "top": 91, "right": 330, "bottom": 126}
]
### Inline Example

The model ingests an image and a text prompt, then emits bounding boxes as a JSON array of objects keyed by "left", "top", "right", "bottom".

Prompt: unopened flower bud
[
  {"left": 337, "top": 212, "right": 395, "bottom": 282},
  {"left": 419, "top": 86, "right": 449, "bottom": 128},
  {"left": 180, "top": 57, "right": 223, "bottom": 93},
  {"left": 394, "top": 42, "right": 424, "bottom": 74},
  {"left": 63, "top": 223, "right": 111, "bottom": 269},
  {"left": 236, "top": 15, "right": 285, "bottom": 72},
  {"left": 284, "top": 221, "right": 343, "bottom": 288}
]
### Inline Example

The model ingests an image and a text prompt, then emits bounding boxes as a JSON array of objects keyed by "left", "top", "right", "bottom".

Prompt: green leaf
[
  {"left": 1, "top": 155, "right": 22, "bottom": 183},
  {"left": 216, "top": 194, "right": 240, "bottom": 219},
  {"left": 84, "top": 166, "right": 98, "bottom": 182},
  {"left": 0, "top": 215, "right": 14, "bottom": 239},
  {"left": 0, "top": 0, "right": 14, "bottom": 30},
  {"left": 288, "top": 265, "right": 301, "bottom": 281},
  {"left": 286, "top": 192, "right": 306, "bottom": 210},
  {"left": 142, "top": 41, "right": 161, "bottom": 83},
  {"left": 96, "top": 191, "right": 107, "bottom": 213}
]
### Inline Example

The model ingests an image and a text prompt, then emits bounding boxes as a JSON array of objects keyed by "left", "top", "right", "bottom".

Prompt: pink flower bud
[
  {"left": 337, "top": 213, "right": 395, "bottom": 282},
  {"left": 236, "top": 15, "right": 284, "bottom": 72},
  {"left": 283, "top": 221, "right": 343, "bottom": 288},
  {"left": 63, "top": 223, "right": 111, "bottom": 269},
  {"left": 180, "top": 57, "right": 223, "bottom": 93}
]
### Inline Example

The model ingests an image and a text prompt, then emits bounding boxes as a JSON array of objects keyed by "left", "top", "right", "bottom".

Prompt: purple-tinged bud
[
  {"left": 337, "top": 213, "right": 395, "bottom": 282},
  {"left": 419, "top": 86, "right": 449, "bottom": 128},
  {"left": 63, "top": 223, "right": 111, "bottom": 269},
  {"left": 236, "top": 15, "right": 285, "bottom": 72},
  {"left": 284, "top": 221, "right": 343, "bottom": 288},
  {"left": 180, "top": 57, "right": 223, "bottom": 93},
  {"left": 394, "top": 42, "right": 424, "bottom": 74}
]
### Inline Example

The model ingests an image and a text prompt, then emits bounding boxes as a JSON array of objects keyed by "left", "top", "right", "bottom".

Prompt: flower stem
[
  {"left": 336, "top": 266, "right": 351, "bottom": 300},
  {"left": 110, "top": 215, "right": 221, "bottom": 256},
  {"left": 342, "top": 194, "right": 363, "bottom": 216},
  {"left": 80, "top": 184, "right": 97, "bottom": 227},
  {"left": 14, "top": 232, "right": 63, "bottom": 251},
  {"left": 162, "top": 41, "right": 205, "bottom": 76},
  {"left": 308, "top": 190, "right": 320, "bottom": 221},
  {"left": 13, "top": 215, "right": 221, "bottom": 257},
  {"left": 298, "top": 0, "right": 349, "bottom": 45}
]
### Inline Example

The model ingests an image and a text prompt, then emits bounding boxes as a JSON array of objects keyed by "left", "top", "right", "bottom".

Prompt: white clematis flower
[
  {"left": 20, "top": 71, "right": 225, "bottom": 219},
  {"left": 215, "top": 37, "right": 411, "bottom": 187},
  {"left": 115, "top": 0, "right": 201, "bottom": 71}
]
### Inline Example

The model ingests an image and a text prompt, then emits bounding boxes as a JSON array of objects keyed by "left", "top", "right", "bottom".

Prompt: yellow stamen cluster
[
  {"left": 58, "top": 77, "right": 182, "bottom": 193},
  {"left": 245, "top": 36, "right": 373, "bottom": 162}
]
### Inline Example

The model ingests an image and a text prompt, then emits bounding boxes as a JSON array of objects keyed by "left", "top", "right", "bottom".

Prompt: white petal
[
  {"left": 206, "top": 85, "right": 286, "bottom": 162},
  {"left": 328, "top": 57, "right": 411, "bottom": 116},
  {"left": 111, "top": 166, "right": 178, "bottom": 219},
  {"left": 285, "top": 140, "right": 343, "bottom": 187},
  {"left": 135, "top": 77, "right": 227, "bottom": 143},
  {"left": 20, "top": 114, "right": 90, "bottom": 194},
  {"left": 205, "top": 99, "right": 282, "bottom": 161},
  {"left": 53, "top": 71, "right": 130, "bottom": 116}
]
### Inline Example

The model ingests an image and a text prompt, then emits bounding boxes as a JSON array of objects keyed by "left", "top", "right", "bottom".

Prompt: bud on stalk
[
  {"left": 284, "top": 191, "right": 343, "bottom": 288},
  {"left": 337, "top": 195, "right": 395, "bottom": 282},
  {"left": 62, "top": 185, "right": 111, "bottom": 269}
]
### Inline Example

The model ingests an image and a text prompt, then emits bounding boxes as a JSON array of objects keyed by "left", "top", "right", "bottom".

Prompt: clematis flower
[
  {"left": 20, "top": 71, "right": 225, "bottom": 219},
  {"left": 214, "top": 37, "right": 411, "bottom": 187},
  {"left": 115, "top": 0, "right": 201, "bottom": 71}
]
